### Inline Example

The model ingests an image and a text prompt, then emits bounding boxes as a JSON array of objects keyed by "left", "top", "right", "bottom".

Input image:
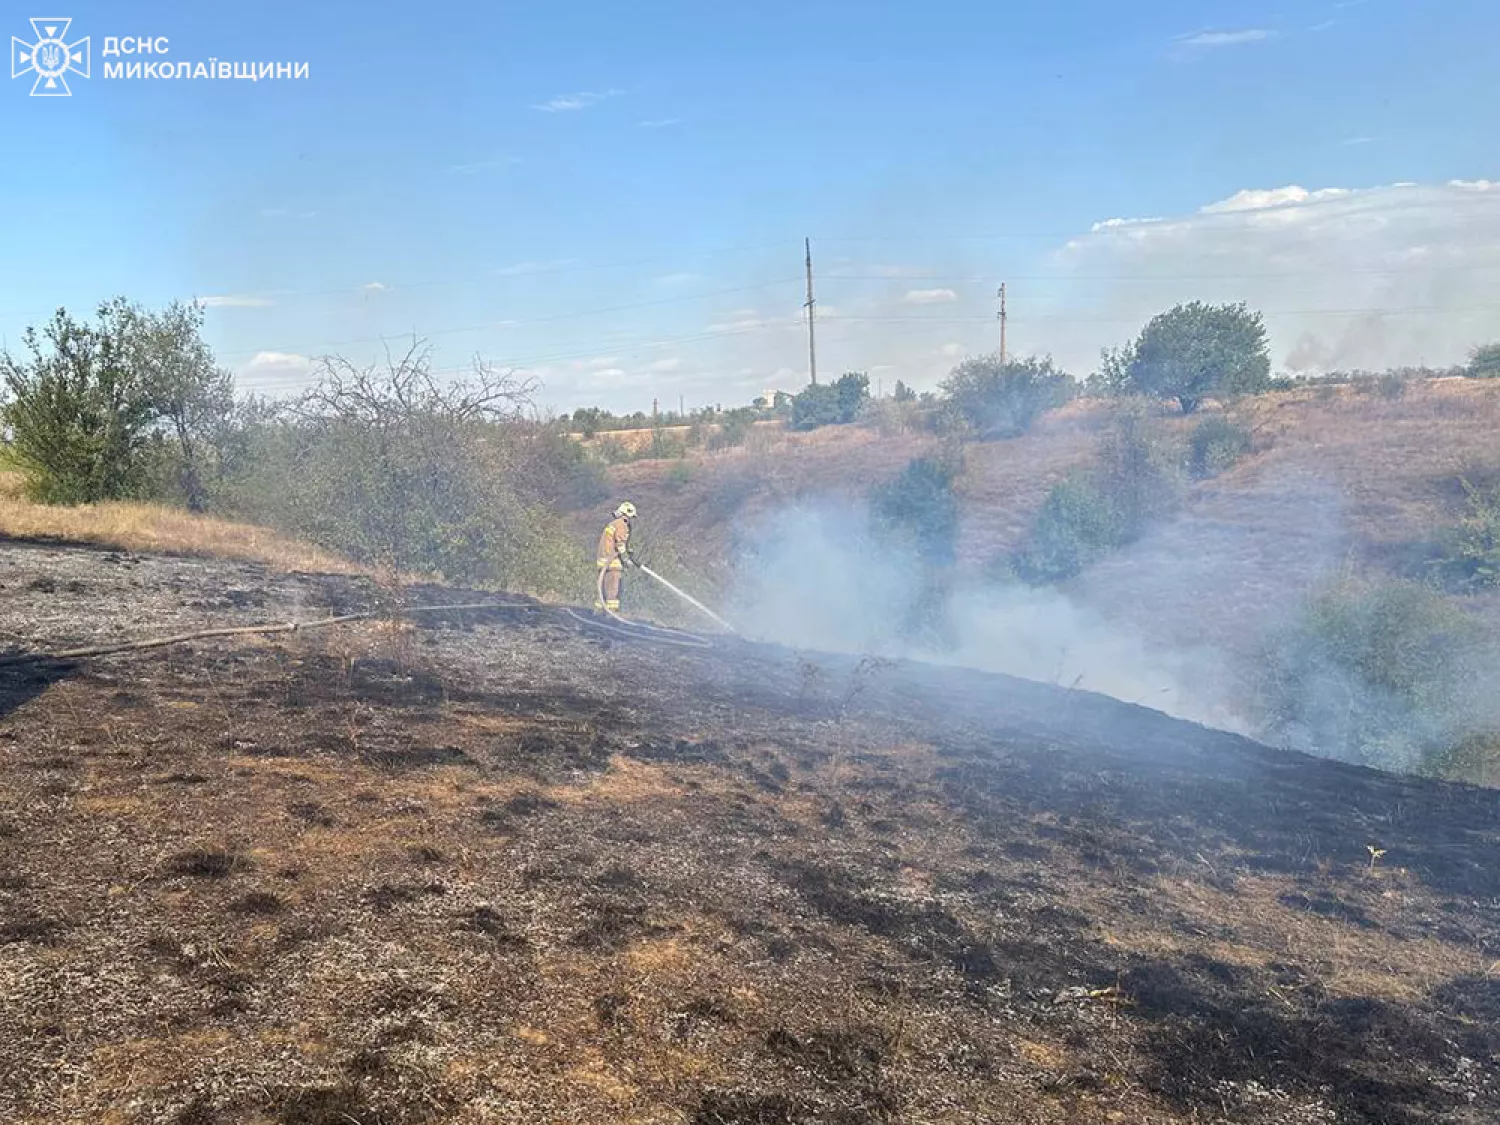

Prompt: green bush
[
  {"left": 665, "top": 460, "right": 694, "bottom": 489},
  {"left": 1188, "top": 416, "right": 1253, "bottom": 479},
  {"left": 1256, "top": 580, "right": 1482, "bottom": 772},
  {"left": 708, "top": 408, "right": 755, "bottom": 451},
  {"left": 1011, "top": 474, "right": 1122, "bottom": 583},
  {"left": 1432, "top": 478, "right": 1500, "bottom": 589},
  {"left": 1012, "top": 405, "right": 1179, "bottom": 583},
  {"left": 1376, "top": 372, "right": 1408, "bottom": 399},
  {"left": 870, "top": 455, "right": 960, "bottom": 567},
  {"left": 939, "top": 354, "right": 1075, "bottom": 438},
  {"left": 1094, "top": 403, "right": 1181, "bottom": 535},
  {"left": 1423, "top": 731, "right": 1500, "bottom": 785},
  {"left": 648, "top": 427, "right": 688, "bottom": 460}
]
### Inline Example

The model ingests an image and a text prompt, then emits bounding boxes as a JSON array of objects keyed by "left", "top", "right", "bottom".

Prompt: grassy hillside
[
  {"left": 585, "top": 379, "right": 1500, "bottom": 753},
  {"left": 0, "top": 470, "right": 355, "bottom": 575}
]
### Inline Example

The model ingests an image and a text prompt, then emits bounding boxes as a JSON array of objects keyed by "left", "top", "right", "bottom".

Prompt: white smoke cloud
[
  {"left": 731, "top": 503, "right": 1247, "bottom": 732},
  {"left": 1051, "top": 180, "right": 1500, "bottom": 375}
]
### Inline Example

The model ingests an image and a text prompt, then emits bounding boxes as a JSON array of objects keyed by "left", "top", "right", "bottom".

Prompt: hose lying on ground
[
  {"left": 0, "top": 562, "right": 738, "bottom": 667},
  {"left": 0, "top": 585, "right": 729, "bottom": 666},
  {"left": 0, "top": 600, "right": 535, "bottom": 666}
]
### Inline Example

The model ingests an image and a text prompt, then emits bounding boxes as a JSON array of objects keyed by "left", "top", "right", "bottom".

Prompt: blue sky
[{"left": 2, "top": 0, "right": 1498, "bottom": 412}]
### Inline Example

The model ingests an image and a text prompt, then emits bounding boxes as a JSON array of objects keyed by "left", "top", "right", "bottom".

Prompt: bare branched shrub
[{"left": 219, "top": 340, "right": 589, "bottom": 597}]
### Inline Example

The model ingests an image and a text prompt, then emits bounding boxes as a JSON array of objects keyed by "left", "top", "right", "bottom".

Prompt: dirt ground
[{"left": 2, "top": 539, "right": 1499, "bottom": 1125}]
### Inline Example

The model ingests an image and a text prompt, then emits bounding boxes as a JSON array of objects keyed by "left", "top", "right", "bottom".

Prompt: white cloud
[
  {"left": 533, "top": 89, "right": 624, "bottom": 112},
  {"left": 195, "top": 295, "right": 274, "bottom": 308},
  {"left": 362, "top": 281, "right": 389, "bottom": 292},
  {"left": 1200, "top": 186, "right": 1350, "bottom": 213},
  {"left": 1092, "top": 216, "right": 1164, "bottom": 232},
  {"left": 582, "top": 355, "right": 620, "bottom": 370},
  {"left": 237, "top": 351, "right": 313, "bottom": 389},
  {"left": 1310, "top": 19, "right": 1336, "bottom": 31},
  {"left": 1342, "top": 135, "right": 1375, "bottom": 146},
  {"left": 938, "top": 342, "right": 964, "bottom": 357},
  {"left": 1051, "top": 180, "right": 1500, "bottom": 374},
  {"left": 648, "top": 357, "right": 685, "bottom": 373},
  {"left": 637, "top": 118, "right": 682, "bottom": 129},
  {"left": 900, "top": 288, "right": 959, "bottom": 306},
  {"left": 1176, "top": 28, "right": 1276, "bottom": 48}
]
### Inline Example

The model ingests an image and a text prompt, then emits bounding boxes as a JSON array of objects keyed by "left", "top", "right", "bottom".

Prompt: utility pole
[
  {"left": 997, "top": 282, "right": 1008, "bottom": 365},
  {"left": 804, "top": 237, "right": 818, "bottom": 385}
]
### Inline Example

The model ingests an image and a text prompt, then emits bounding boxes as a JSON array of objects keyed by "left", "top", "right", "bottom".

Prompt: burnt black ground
[{"left": 2, "top": 538, "right": 1498, "bottom": 1125}]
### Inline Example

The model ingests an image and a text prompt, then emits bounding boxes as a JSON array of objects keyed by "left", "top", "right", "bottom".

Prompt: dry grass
[{"left": 0, "top": 470, "right": 356, "bottom": 573}]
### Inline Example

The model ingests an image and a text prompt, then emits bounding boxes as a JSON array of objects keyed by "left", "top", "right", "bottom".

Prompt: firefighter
[{"left": 595, "top": 501, "right": 637, "bottom": 613}]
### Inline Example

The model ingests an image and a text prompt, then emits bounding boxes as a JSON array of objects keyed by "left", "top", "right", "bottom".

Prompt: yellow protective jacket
[{"left": 596, "top": 516, "right": 631, "bottom": 570}]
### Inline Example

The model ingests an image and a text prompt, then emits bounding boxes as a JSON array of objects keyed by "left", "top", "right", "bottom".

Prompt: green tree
[
  {"left": 1187, "top": 415, "right": 1253, "bottom": 480},
  {"left": 1127, "top": 301, "right": 1270, "bottom": 413},
  {"left": 1, "top": 300, "right": 156, "bottom": 504},
  {"left": 1467, "top": 343, "right": 1500, "bottom": 379},
  {"left": 1, "top": 299, "right": 234, "bottom": 507},
  {"left": 939, "top": 353, "right": 1075, "bottom": 438},
  {"left": 136, "top": 301, "right": 234, "bottom": 510},
  {"left": 834, "top": 371, "right": 870, "bottom": 420},
  {"left": 571, "top": 406, "right": 610, "bottom": 438},
  {"left": 791, "top": 372, "right": 868, "bottom": 430},
  {"left": 893, "top": 379, "right": 917, "bottom": 403}
]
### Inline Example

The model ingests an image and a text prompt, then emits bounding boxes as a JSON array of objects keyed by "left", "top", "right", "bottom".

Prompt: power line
[{"left": 237, "top": 299, "right": 1500, "bottom": 392}]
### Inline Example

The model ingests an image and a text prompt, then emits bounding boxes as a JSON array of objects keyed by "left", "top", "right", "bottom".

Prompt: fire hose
[{"left": 582, "top": 559, "right": 736, "bottom": 648}]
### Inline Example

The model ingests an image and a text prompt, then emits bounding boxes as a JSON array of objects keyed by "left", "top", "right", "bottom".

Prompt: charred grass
[{"left": 2, "top": 547, "right": 1499, "bottom": 1123}]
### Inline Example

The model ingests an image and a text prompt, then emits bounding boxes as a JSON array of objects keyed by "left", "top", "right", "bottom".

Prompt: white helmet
[{"left": 614, "top": 501, "right": 637, "bottom": 520}]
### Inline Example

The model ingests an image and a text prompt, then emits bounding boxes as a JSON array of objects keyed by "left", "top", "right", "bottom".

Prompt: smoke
[
  {"left": 731, "top": 502, "right": 1249, "bottom": 733},
  {"left": 1052, "top": 180, "right": 1500, "bottom": 376},
  {"left": 728, "top": 464, "right": 1500, "bottom": 771}
]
